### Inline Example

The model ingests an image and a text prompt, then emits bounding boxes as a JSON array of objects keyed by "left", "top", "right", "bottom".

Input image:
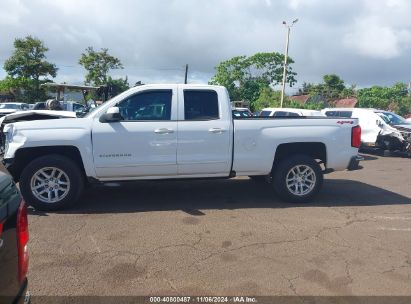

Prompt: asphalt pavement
[{"left": 27, "top": 152, "right": 411, "bottom": 297}]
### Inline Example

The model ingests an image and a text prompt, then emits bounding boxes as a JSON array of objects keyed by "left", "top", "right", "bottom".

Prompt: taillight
[
  {"left": 0, "top": 221, "right": 3, "bottom": 236},
  {"left": 16, "top": 200, "right": 29, "bottom": 283},
  {"left": 351, "top": 125, "right": 361, "bottom": 148}
]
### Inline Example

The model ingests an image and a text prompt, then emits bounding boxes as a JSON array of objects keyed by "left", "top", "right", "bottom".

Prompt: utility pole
[
  {"left": 280, "top": 19, "right": 298, "bottom": 108},
  {"left": 184, "top": 64, "right": 188, "bottom": 84}
]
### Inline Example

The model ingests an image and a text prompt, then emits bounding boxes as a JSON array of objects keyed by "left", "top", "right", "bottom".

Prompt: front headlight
[{"left": 2, "top": 124, "right": 14, "bottom": 153}]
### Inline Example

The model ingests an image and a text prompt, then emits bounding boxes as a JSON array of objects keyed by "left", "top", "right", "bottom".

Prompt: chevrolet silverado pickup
[{"left": 1, "top": 84, "right": 361, "bottom": 210}]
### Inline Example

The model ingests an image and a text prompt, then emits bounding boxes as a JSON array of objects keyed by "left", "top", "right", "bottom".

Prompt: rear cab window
[
  {"left": 339, "top": 111, "right": 353, "bottom": 118},
  {"left": 325, "top": 111, "right": 353, "bottom": 118},
  {"left": 260, "top": 110, "right": 273, "bottom": 117},
  {"left": 273, "top": 111, "right": 301, "bottom": 117}
]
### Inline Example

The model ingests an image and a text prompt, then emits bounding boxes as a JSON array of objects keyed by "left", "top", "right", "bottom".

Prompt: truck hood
[
  {"left": 394, "top": 124, "right": 411, "bottom": 131},
  {"left": 0, "top": 110, "right": 76, "bottom": 126},
  {"left": 0, "top": 109, "right": 17, "bottom": 114},
  {"left": 6, "top": 116, "right": 92, "bottom": 131}
]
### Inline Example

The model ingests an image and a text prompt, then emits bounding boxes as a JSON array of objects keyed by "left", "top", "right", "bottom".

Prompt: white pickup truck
[{"left": 1, "top": 84, "right": 361, "bottom": 210}]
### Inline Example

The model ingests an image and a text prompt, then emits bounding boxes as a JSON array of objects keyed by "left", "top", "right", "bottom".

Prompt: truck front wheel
[
  {"left": 19, "top": 155, "right": 84, "bottom": 211},
  {"left": 273, "top": 155, "right": 323, "bottom": 203}
]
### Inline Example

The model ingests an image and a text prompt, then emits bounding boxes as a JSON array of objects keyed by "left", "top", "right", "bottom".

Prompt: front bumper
[
  {"left": 347, "top": 155, "right": 363, "bottom": 171},
  {"left": 2, "top": 158, "right": 19, "bottom": 181}
]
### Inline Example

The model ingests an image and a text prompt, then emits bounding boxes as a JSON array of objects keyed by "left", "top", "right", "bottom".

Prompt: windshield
[
  {"left": 83, "top": 100, "right": 110, "bottom": 118},
  {"left": 0, "top": 103, "right": 19, "bottom": 109},
  {"left": 377, "top": 111, "right": 407, "bottom": 125}
]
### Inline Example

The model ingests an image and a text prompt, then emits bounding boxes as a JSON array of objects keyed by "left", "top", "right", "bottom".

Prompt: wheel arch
[
  {"left": 271, "top": 142, "right": 326, "bottom": 174},
  {"left": 10, "top": 146, "right": 86, "bottom": 181}
]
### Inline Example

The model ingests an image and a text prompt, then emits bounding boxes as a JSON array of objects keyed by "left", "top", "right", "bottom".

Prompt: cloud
[
  {"left": 0, "top": 0, "right": 29, "bottom": 26},
  {"left": 343, "top": 0, "right": 411, "bottom": 59},
  {"left": 343, "top": 18, "right": 411, "bottom": 59},
  {"left": 0, "top": 0, "right": 410, "bottom": 91}
]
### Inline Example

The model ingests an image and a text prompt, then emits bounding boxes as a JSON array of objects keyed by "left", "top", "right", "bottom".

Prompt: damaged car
[
  {"left": 0, "top": 110, "right": 76, "bottom": 154},
  {"left": 323, "top": 108, "right": 411, "bottom": 153},
  {"left": 375, "top": 111, "right": 411, "bottom": 152}
]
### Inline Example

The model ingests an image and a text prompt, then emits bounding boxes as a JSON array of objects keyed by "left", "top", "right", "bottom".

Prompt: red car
[{"left": 0, "top": 164, "right": 30, "bottom": 303}]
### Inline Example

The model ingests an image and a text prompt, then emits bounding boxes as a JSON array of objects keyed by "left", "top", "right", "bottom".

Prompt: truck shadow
[
  {"left": 360, "top": 148, "right": 411, "bottom": 159},
  {"left": 29, "top": 178, "right": 411, "bottom": 215}
]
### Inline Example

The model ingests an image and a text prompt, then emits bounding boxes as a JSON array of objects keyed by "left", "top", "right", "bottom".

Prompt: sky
[{"left": 1, "top": 0, "right": 411, "bottom": 94}]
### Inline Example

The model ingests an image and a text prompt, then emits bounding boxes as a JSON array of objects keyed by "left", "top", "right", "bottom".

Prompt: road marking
[
  {"left": 374, "top": 216, "right": 411, "bottom": 220},
  {"left": 378, "top": 228, "right": 411, "bottom": 231}
]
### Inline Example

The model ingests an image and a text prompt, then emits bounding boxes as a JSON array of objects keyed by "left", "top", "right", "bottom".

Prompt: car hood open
[{"left": 0, "top": 110, "right": 76, "bottom": 125}]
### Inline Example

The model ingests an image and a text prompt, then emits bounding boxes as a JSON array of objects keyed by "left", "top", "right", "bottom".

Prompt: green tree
[
  {"left": 253, "top": 86, "right": 283, "bottom": 110},
  {"left": 323, "top": 74, "right": 345, "bottom": 97},
  {"left": 85, "top": 76, "right": 130, "bottom": 101},
  {"left": 79, "top": 47, "right": 123, "bottom": 86},
  {"left": 209, "top": 52, "right": 297, "bottom": 110},
  {"left": 297, "top": 82, "right": 313, "bottom": 95},
  {"left": 357, "top": 83, "right": 411, "bottom": 115},
  {"left": 253, "top": 86, "right": 326, "bottom": 111},
  {"left": 307, "top": 74, "right": 354, "bottom": 101},
  {"left": 106, "top": 76, "right": 129, "bottom": 96},
  {"left": 0, "top": 76, "right": 33, "bottom": 101},
  {"left": 3, "top": 36, "right": 57, "bottom": 102}
]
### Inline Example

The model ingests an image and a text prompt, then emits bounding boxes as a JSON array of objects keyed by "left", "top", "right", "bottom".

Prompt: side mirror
[{"left": 99, "top": 106, "right": 123, "bottom": 123}]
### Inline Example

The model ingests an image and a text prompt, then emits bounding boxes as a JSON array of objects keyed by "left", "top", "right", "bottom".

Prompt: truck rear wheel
[
  {"left": 273, "top": 155, "right": 323, "bottom": 203},
  {"left": 19, "top": 154, "right": 84, "bottom": 211}
]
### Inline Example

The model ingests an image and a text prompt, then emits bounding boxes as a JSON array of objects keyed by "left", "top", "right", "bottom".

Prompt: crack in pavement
[
  {"left": 281, "top": 274, "right": 300, "bottom": 296},
  {"left": 187, "top": 236, "right": 311, "bottom": 270}
]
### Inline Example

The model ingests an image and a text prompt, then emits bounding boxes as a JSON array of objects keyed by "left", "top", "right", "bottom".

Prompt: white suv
[{"left": 260, "top": 108, "right": 325, "bottom": 117}]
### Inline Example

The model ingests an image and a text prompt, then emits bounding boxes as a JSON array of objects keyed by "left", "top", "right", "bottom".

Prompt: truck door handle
[
  {"left": 209, "top": 128, "right": 226, "bottom": 134},
  {"left": 154, "top": 128, "right": 174, "bottom": 134}
]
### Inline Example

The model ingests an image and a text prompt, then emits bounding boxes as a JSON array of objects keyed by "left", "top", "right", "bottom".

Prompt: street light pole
[{"left": 280, "top": 19, "right": 298, "bottom": 108}]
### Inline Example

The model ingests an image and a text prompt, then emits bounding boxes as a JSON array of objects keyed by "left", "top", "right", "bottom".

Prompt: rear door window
[{"left": 183, "top": 90, "right": 219, "bottom": 120}]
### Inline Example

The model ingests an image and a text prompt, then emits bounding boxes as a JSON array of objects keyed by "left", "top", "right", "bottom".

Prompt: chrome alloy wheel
[
  {"left": 30, "top": 167, "right": 70, "bottom": 203},
  {"left": 285, "top": 165, "right": 316, "bottom": 196}
]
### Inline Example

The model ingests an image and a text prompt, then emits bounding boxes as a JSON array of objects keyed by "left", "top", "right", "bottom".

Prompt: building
[
  {"left": 332, "top": 97, "right": 358, "bottom": 108},
  {"left": 289, "top": 94, "right": 310, "bottom": 105},
  {"left": 0, "top": 93, "right": 15, "bottom": 103},
  {"left": 289, "top": 94, "right": 328, "bottom": 107},
  {"left": 231, "top": 100, "right": 250, "bottom": 108}
]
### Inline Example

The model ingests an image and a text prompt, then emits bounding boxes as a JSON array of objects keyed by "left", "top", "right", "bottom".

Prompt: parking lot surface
[{"left": 27, "top": 153, "right": 411, "bottom": 296}]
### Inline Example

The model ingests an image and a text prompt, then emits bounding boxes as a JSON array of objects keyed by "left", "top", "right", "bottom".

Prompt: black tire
[
  {"left": 273, "top": 154, "right": 323, "bottom": 203},
  {"left": 19, "top": 154, "right": 84, "bottom": 211}
]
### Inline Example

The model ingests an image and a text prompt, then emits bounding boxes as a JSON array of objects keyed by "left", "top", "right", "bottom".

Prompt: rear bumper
[{"left": 347, "top": 155, "right": 363, "bottom": 171}]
